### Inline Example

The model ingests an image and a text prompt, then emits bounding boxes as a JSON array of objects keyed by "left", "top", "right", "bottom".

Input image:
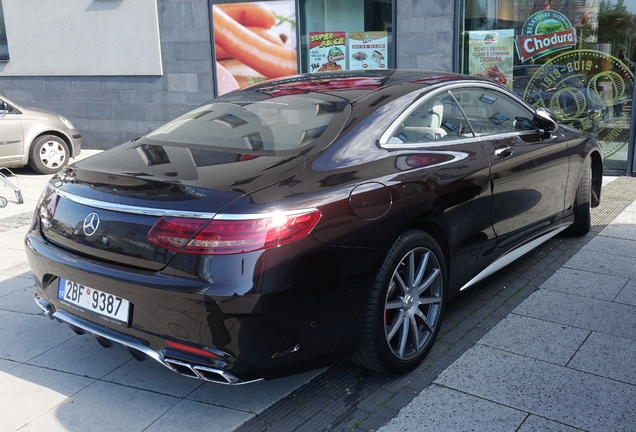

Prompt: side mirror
[
  {"left": 0, "top": 101, "right": 9, "bottom": 115},
  {"left": 533, "top": 107, "right": 559, "bottom": 135}
]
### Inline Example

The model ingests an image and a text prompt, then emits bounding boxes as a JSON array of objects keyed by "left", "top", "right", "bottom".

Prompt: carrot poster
[{"left": 213, "top": 1, "right": 298, "bottom": 95}]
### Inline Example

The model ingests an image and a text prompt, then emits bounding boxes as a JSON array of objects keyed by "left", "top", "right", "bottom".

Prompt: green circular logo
[{"left": 521, "top": 49, "right": 634, "bottom": 159}]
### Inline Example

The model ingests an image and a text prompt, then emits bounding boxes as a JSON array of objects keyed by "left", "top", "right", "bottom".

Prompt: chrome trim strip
[
  {"left": 460, "top": 226, "right": 569, "bottom": 291},
  {"left": 53, "top": 187, "right": 318, "bottom": 220},
  {"left": 52, "top": 308, "right": 168, "bottom": 364},
  {"left": 379, "top": 81, "right": 537, "bottom": 148},
  {"left": 383, "top": 138, "right": 474, "bottom": 149},
  {"left": 54, "top": 188, "right": 214, "bottom": 218}
]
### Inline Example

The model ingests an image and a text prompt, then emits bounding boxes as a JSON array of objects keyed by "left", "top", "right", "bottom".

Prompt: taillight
[{"left": 147, "top": 209, "right": 321, "bottom": 255}]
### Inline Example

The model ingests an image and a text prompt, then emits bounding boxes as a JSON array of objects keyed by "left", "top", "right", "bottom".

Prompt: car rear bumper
[
  {"left": 25, "top": 221, "right": 382, "bottom": 381},
  {"left": 33, "top": 294, "right": 255, "bottom": 385}
]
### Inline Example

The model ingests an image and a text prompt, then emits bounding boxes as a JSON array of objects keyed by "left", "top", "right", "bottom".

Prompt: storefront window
[
  {"left": 299, "top": 0, "right": 394, "bottom": 73},
  {"left": 0, "top": 0, "right": 9, "bottom": 61},
  {"left": 459, "top": 0, "right": 636, "bottom": 173}
]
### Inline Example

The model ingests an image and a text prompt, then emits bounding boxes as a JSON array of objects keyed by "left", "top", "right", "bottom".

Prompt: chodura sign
[{"left": 516, "top": 10, "right": 576, "bottom": 62}]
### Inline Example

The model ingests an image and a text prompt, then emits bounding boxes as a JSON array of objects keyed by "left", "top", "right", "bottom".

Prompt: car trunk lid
[{"left": 38, "top": 143, "right": 305, "bottom": 271}]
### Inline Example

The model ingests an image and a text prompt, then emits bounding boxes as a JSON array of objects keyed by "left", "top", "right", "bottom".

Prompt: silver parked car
[{"left": 0, "top": 95, "right": 82, "bottom": 174}]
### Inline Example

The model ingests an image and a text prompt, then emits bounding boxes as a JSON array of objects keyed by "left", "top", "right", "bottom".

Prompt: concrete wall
[
  {"left": 0, "top": 0, "right": 162, "bottom": 76},
  {"left": 396, "top": 0, "right": 455, "bottom": 71},
  {"left": 0, "top": 0, "right": 214, "bottom": 149}
]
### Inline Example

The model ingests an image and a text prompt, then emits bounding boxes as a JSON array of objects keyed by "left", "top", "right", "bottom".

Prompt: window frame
[{"left": 379, "top": 83, "right": 538, "bottom": 150}]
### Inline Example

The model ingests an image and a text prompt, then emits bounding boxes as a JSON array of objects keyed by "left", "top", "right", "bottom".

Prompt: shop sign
[
  {"left": 348, "top": 32, "right": 388, "bottom": 70},
  {"left": 516, "top": 10, "right": 576, "bottom": 62},
  {"left": 309, "top": 32, "right": 347, "bottom": 72},
  {"left": 468, "top": 30, "right": 514, "bottom": 89}
]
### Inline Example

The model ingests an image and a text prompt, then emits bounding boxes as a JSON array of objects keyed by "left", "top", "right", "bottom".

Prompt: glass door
[{"left": 458, "top": 0, "right": 636, "bottom": 173}]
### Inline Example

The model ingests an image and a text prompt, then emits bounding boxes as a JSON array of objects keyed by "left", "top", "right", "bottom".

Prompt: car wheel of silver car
[
  {"left": 567, "top": 157, "right": 592, "bottom": 235},
  {"left": 29, "top": 135, "right": 70, "bottom": 175},
  {"left": 354, "top": 230, "right": 446, "bottom": 374}
]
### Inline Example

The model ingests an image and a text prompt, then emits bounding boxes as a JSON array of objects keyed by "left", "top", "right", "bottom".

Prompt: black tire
[
  {"left": 353, "top": 230, "right": 446, "bottom": 374},
  {"left": 567, "top": 157, "right": 591, "bottom": 235},
  {"left": 28, "top": 135, "right": 69, "bottom": 175}
]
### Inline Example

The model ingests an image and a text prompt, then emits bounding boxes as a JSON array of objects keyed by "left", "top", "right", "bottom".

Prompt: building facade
[{"left": 0, "top": 0, "right": 633, "bottom": 173}]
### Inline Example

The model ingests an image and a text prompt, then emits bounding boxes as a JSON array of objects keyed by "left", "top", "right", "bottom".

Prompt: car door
[
  {"left": 0, "top": 99, "right": 25, "bottom": 164},
  {"left": 380, "top": 89, "right": 495, "bottom": 290},
  {"left": 450, "top": 85, "right": 570, "bottom": 247}
]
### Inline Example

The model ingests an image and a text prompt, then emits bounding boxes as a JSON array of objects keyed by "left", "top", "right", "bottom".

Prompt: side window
[
  {"left": 387, "top": 92, "right": 473, "bottom": 145},
  {"left": 450, "top": 88, "right": 535, "bottom": 137}
]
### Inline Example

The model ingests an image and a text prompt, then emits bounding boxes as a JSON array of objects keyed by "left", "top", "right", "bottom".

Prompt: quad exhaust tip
[{"left": 34, "top": 294, "right": 259, "bottom": 385}]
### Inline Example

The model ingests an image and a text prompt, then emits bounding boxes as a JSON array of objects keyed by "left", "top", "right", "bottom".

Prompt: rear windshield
[{"left": 145, "top": 93, "right": 351, "bottom": 152}]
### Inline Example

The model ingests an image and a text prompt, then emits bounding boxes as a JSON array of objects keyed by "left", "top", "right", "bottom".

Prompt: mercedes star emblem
[{"left": 82, "top": 212, "right": 100, "bottom": 237}]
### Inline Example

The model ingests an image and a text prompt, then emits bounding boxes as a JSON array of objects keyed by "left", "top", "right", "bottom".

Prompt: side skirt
[{"left": 459, "top": 225, "right": 569, "bottom": 291}]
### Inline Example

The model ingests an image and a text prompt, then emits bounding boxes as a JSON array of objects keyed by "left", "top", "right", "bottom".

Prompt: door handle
[{"left": 494, "top": 146, "right": 513, "bottom": 158}]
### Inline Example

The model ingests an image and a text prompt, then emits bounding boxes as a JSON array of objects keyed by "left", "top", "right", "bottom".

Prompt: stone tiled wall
[
  {"left": 0, "top": 0, "right": 214, "bottom": 150},
  {"left": 396, "top": 0, "right": 455, "bottom": 71}
]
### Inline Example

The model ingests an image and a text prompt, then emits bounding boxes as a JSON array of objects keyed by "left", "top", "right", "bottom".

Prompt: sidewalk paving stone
[
  {"left": 563, "top": 249, "right": 636, "bottom": 279},
  {"left": 433, "top": 344, "right": 636, "bottom": 432},
  {"left": 518, "top": 415, "right": 583, "bottom": 432},
  {"left": 477, "top": 314, "right": 590, "bottom": 366},
  {"left": 187, "top": 371, "right": 320, "bottom": 414},
  {"left": 102, "top": 356, "right": 205, "bottom": 398},
  {"left": 514, "top": 289, "right": 636, "bottom": 341},
  {"left": 581, "top": 235, "right": 636, "bottom": 258},
  {"left": 0, "top": 273, "right": 32, "bottom": 298},
  {"left": 17, "top": 380, "right": 179, "bottom": 432},
  {"left": 0, "top": 285, "right": 42, "bottom": 314},
  {"left": 27, "top": 336, "right": 132, "bottom": 380},
  {"left": 0, "top": 364, "right": 93, "bottom": 432},
  {"left": 568, "top": 332, "right": 636, "bottom": 385},
  {"left": 0, "top": 358, "right": 18, "bottom": 373},
  {"left": 0, "top": 315, "right": 76, "bottom": 362},
  {"left": 615, "top": 279, "right": 636, "bottom": 306},
  {"left": 539, "top": 267, "right": 628, "bottom": 301},
  {"left": 381, "top": 384, "right": 526, "bottom": 431},
  {"left": 144, "top": 400, "right": 254, "bottom": 432}
]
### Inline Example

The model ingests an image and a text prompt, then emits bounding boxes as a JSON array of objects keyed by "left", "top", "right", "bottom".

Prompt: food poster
[
  {"left": 309, "top": 32, "right": 347, "bottom": 73},
  {"left": 468, "top": 30, "right": 515, "bottom": 89},
  {"left": 213, "top": 1, "right": 298, "bottom": 95},
  {"left": 348, "top": 32, "right": 388, "bottom": 70}
]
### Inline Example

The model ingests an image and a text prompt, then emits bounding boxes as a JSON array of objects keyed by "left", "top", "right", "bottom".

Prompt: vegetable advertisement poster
[
  {"left": 468, "top": 30, "right": 514, "bottom": 89},
  {"left": 213, "top": 1, "right": 298, "bottom": 95},
  {"left": 348, "top": 32, "right": 388, "bottom": 70}
]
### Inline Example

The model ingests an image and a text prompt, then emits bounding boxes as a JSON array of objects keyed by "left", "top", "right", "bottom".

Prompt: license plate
[{"left": 58, "top": 278, "right": 130, "bottom": 323}]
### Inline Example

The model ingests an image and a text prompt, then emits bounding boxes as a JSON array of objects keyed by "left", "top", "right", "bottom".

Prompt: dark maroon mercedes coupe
[{"left": 25, "top": 70, "right": 602, "bottom": 384}]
